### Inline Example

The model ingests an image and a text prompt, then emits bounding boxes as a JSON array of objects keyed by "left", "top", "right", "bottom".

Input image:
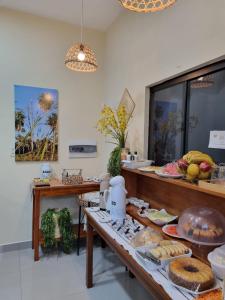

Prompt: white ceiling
[{"left": 0, "top": 0, "right": 123, "bottom": 31}]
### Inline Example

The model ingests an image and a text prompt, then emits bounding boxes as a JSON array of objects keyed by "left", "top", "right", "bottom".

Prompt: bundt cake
[{"left": 168, "top": 257, "right": 215, "bottom": 292}]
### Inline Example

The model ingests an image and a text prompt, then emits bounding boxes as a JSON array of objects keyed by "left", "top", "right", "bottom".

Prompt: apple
[
  {"left": 199, "top": 161, "right": 211, "bottom": 172},
  {"left": 177, "top": 159, "right": 189, "bottom": 170}
]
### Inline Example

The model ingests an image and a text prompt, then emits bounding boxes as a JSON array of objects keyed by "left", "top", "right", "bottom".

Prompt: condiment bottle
[
  {"left": 127, "top": 151, "right": 131, "bottom": 161},
  {"left": 134, "top": 151, "right": 138, "bottom": 161}
]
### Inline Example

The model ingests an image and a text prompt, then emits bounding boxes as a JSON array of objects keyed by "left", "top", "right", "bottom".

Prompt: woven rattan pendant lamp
[
  {"left": 65, "top": 0, "right": 98, "bottom": 72},
  {"left": 119, "top": 0, "right": 176, "bottom": 13}
]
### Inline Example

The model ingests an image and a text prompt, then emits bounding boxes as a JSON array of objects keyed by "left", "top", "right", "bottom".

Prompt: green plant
[
  {"left": 107, "top": 146, "right": 122, "bottom": 177},
  {"left": 41, "top": 209, "right": 57, "bottom": 251},
  {"left": 41, "top": 208, "right": 76, "bottom": 254},
  {"left": 58, "top": 208, "right": 76, "bottom": 254},
  {"left": 97, "top": 105, "right": 132, "bottom": 177}
]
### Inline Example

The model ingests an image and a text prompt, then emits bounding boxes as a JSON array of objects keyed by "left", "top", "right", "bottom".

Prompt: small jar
[{"left": 121, "top": 148, "right": 129, "bottom": 161}]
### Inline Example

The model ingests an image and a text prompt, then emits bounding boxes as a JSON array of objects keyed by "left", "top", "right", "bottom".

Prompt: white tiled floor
[{"left": 0, "top": 246, "right": 153, "bottom": 300}]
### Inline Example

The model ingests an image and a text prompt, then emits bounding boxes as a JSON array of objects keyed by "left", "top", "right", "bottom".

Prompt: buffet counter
[
  {"left": 85, "top": 169, "right": 225, "bottom": 299},
  {"left": 121, "top": 167, "right": 225, "bottom": 217}
]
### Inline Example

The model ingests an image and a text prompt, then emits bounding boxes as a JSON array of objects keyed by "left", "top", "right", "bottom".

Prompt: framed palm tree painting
[{"left": 15, "top": 85, "right": 58, "bottom": 161}]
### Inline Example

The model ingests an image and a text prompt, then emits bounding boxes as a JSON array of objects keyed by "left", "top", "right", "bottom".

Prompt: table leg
[
  {"left": 32, "top": 190, "right": 35, "bottom": 249},
  {"left": 34, "top": 190, "right": 40, "bottom": 261},
  {"left": 77, "top": 205, "right": 82, "bottom": 256},
  {"left": 86, "top": 218, "right": 94, "bottom": 288}
]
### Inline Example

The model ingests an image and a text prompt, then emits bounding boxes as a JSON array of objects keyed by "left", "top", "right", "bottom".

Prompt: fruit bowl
[{"left": 177, "top": 151, "right": 215, "bottom": 182}]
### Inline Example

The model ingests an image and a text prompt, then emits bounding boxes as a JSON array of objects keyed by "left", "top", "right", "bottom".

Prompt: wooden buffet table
[
  {"left": 85, "top": 208, "right": 172, "bottom": 300},
  {"left": 85, "top": 168, "right": 225, "bottom": 299},
  {"left": 32, "top": 179, "right": 99, "bottom": 261}
]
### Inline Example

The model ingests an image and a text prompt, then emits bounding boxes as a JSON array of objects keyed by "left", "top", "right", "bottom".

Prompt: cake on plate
[{"left": 168, "top": 257, "right": 215, "bottom": 292}]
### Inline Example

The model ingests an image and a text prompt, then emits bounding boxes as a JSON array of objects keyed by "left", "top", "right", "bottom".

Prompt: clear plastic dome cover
[{"left": 177, "top": 207, "right": 225, "bottom": 246}]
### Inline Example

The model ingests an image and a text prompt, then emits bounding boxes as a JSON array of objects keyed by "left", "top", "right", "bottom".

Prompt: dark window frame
[{"left": 148, "top": 60, "right": 225, "bottom": 163}]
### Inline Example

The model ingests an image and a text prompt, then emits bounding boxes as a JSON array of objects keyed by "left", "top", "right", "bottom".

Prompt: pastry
[
  {"left": 195, "top": 289, "right": 222, "bottom": 300},
  {"left": 149, "top": 241, "right": 189, "bottom": 260},
  {"left": 169, "top": 257, "right": 215, "bottom": 292},
  {"left": 131, "top": 228, "right": 163, "bottom": 247},
  {"left": 182, "top": 222, "right": 223, "bottom": 242}
]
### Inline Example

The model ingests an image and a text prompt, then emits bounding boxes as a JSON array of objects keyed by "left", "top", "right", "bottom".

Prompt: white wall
[
  {"left": 2, "top": 0, "right": 225, "bottom": 246},
  {"left": 104, "top": 0, "right": 225, "bottom": 159},
  {"left": 0, "top": 8, "right": 105, "bottom": 245}
]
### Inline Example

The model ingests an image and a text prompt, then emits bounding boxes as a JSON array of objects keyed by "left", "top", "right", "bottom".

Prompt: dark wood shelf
[{"left": 126, "top": 204, "right": 214, "bottom": 264}]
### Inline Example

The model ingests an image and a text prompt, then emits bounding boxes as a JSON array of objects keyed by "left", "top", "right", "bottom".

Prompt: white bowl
[{"left": 208, "top": 251, "right": 225, "bottom": 280}]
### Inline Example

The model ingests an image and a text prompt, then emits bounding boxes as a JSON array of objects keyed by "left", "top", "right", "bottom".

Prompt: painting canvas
[{"left": 15, "top": 85, "right": 58, "bottom": 161}]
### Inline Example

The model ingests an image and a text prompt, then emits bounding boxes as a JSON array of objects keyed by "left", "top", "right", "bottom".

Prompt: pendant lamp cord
[{"left": 81, "top": 0, "right": 84, "bottom": 44}]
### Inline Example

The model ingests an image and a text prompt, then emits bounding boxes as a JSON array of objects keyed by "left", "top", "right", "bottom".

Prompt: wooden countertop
[{"left": 122, "top": 167, "right": 225, "bottom": 200}]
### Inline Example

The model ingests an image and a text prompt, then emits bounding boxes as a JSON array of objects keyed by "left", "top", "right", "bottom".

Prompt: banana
[
  {"left": 183, "top": 151, "right": 214, "bottom": 166},
  {"left": 189, "top": 154, "right": 214, "bottom": 166},
  {"left": 183, "top": 150, "right": 202, "bottom": 162}
]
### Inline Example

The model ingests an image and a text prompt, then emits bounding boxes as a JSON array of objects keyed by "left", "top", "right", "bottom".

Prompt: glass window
[
  {"left": 187, "top": 70, "right": 225, "bottom": 162},
  {"left": 149, "top": 83, "right": 186, "bottom": 165}
]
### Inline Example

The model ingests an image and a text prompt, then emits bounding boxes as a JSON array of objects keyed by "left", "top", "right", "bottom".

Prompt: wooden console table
[{"left": 32, "top": 179, "right": 99, "bottom": 261}]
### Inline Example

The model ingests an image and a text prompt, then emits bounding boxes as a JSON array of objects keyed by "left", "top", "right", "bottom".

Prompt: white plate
[
  {"left": 89, "top": 207, "right": 100, "bottom": 212},
  {"left": 166, "top": 267, "right": 221, "bottom": 295},
  {"left": 155, "top": 169, "right": 184, "bottom": 179},
  {"left": 98, "top": 216, "right": 111, "bottom": 223},
  {"left": 147, "top": 209, "right": 178, "bottom": 226},
  {"left": 162, "top": 224, "right": 182, "bottom": 239},
  {"left": 138, "top": 167, "right": 160, "bottom": 173}
]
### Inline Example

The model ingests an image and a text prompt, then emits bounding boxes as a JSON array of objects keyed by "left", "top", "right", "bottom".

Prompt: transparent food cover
[
  {"left": 131, "top": 227, "right": 163, "bottom": 248},
  {"left": 177, "top": 207, "right": 225, "bottom": 246}
]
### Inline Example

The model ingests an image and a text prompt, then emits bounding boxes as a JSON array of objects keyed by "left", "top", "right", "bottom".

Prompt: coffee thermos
[
  {"left": 99, "top": 173, "right": 110, "bottom": 210},
  {"left": 103, "top": 176, "right": 127, "bottom": 222}
]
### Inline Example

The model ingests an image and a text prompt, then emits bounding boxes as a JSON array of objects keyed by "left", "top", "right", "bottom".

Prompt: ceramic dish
[
  {"left": 208, "top": 245, "right": 225, "bottom": 280},
  {"left": 147, "top": 209, "right": 178, "bottom": 226},
  {"left": 138, "top": 166, "right": 161, "bottom": 173},
  {"left": 162, "top": 224, "right": 182, "bottom": 239},
  {"left": 137, "top": 208, "right": 152, "bottom": 218},
  {"left": 155, "top": 169, "right": 184, "bottom": 179}
]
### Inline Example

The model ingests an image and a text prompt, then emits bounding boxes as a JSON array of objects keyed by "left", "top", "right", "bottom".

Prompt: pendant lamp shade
[
  {"left": 64, "top": 0, "right": 98, "bottom": 72},
  {"left": 65, "top": 43, "right": 98, "bottom": 72},
  {"left": 119, "top": 0, "right": 176, "bottom": 13}
]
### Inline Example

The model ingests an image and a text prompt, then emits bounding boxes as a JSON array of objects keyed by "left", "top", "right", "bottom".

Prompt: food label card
[{"left": 208, "top": 131, "right": 225, "bottom": 149}]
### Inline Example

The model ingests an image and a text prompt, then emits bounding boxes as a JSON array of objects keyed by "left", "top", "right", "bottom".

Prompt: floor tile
[
  {"left": 0, "top": 271, "right": 21, "bottom": 300},
  {"left": 0, "top": 250, "right": 20, "bottom": 275},
  {"left": 17, "top": 245, "right": 153, "bottom": 300},
  {"left": 20, "top": 253, "right": 86, "bottom": 300},
  {"left": 78, "top": 275, "right": 151, "bottom": 300}
]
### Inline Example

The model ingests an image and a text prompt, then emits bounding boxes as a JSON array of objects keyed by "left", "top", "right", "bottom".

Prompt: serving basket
[{"left": 62, "top": 169, "right": 83, "bottom": 185}]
